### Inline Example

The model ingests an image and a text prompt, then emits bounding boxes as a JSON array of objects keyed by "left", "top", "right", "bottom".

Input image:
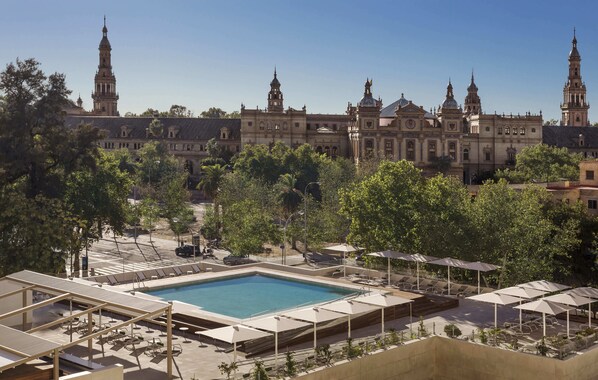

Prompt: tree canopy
[{"left": 496, "top": 144, "right": 582, "bottom": 183}]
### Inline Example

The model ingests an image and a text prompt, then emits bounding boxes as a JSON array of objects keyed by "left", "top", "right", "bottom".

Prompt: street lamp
[
  {"left": 304, "top": 182, "right": 320, "bottom": 257},
  {"left": 283, "top": 210, "right": 304, "bottom": 265}
]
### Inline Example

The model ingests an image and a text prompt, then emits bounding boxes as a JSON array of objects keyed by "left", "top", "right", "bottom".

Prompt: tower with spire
[
  {"left": 92, "top": 16, "right": 119, "bottom": 116},
  {"left": 464, "top": 71, "right": 481, "bottom": 115},
  {"left": 267, "top": 68, "right": 284, "bottom": 113},
  {"left": 561, "top": 28, "right": 589, "bottom": 126}
]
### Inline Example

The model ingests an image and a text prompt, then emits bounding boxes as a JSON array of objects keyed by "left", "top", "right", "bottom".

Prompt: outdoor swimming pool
[{"left": 145, "top": 273, "right": 357, "bottom": 319}]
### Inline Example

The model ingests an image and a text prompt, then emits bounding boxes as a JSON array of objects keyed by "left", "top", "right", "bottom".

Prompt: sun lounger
[
  {"left": 136, "top": 272, "right": 147, "bottom": 283},
  {"left": 106, "top": 275, "right": 119, "bottom": 286},
  {"left": 190, "top": 264, "right": 201, "bottom": 274},
  {"left": 156, "top": 268, "right": 168, "bottom": 278},
  {"left": 173, "top": 266, "right": 184, "bottom": 276}
]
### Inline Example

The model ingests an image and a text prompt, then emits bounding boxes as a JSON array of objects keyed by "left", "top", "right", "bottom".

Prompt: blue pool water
[{"left": 145, "top": 274, "right": 356, "bottom": 319}]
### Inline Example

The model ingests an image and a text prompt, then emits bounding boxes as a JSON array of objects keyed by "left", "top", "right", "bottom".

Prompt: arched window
[
  {"left": 316, "top": 146, "right": 323, "bottom": 154},
  {"left": 463, "top": 148, "right": 469, "bottom": 161},
  {"left": 324, "top": 146, "right": 330, "bottom": 156},
  {"left": 520, "top": 127, "right": 525, "bottom": 135}
]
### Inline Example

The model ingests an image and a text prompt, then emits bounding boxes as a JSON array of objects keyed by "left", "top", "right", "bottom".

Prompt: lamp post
[
  {"left": 147, "top": 160, "right": 160, "bottom": 244},
  {"left": 303, "top": 182, "right": 320, "bottom": 256},
  {"left": 283, "top": 210, "right": 304, "bottom": 265}
]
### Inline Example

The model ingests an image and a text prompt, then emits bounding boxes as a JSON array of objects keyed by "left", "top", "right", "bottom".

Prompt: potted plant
[{"left": 444, "top": 324, "right": 462, "bottom": 338}]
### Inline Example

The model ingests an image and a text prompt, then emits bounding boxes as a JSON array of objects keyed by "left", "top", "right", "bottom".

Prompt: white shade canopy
[
  {"left": 244, "top": 316, "right": 310, "bottom": 333},
  {"left": 200, "top": 325, "right": 271, "bottom": 344},
  {"left": 367, "top": 250, "right": 409, "bottom": 259},
  {"left": 353, "top": 293, "right": 413, "bottom": 308},
  {"left": 467, "top": 292, "right": 522, "bottom": 306},
  {"left": 514, "top": 299, "right": 575, "bottom": 337},
  {"left": 321, "top": 299, "right": 380, "bottom": 339},
  {"left": 518, "top": 280, "right": 570, "bottom": 293},
  {"left": 283, "top": 307, "right": 345, "bottom": 324},
  {"left": 544, "top": 293, "right": 593, "bottom": 307},
  {"left": 567, "top": 287, "right": 598, "bottom": 299},
  {"left": 283, "top": 307, "right": 346, "bottom": 350},
  {"left": 323, "top": 244, "right": 362, "bottom": 253},
  {"left": 514, "top": 299, "right": 575, "bottom": 315},
  {"left": 428, "top": 257, "right": 472, "bottom": 268},
  {"left": 244, "top": 316, "right": 310, "bottom": 368},
  {"left": 394, "top": 253, "right": 438, "bottom": 263},
  {"left": 467, "top": 292, "right": 522, "bottom": 332},
  {"left": 495, "top": 286, "right": 547, "bottom": 299},
  {"left": 460, "top": 261, "right": 500, "bottom": 272},
  {"left": 200, "top": 324, "right": 272, "bottom": 363}
]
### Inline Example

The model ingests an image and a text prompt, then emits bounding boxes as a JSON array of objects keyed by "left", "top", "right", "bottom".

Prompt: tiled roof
[
  {"left": 64, "top": 116, "right": 241, "bottom": 141},
  {"left": 542, "top": 125, "right": 598, "bottom": 148}
]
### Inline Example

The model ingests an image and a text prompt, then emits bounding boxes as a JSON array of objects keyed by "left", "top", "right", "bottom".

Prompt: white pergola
[
  {"left": 323, "top": 244, "right": 362, "bottom": 278},
  {"left": 544, "top": 293, "right": 594, "bottom": 336},
  {"left": 0, "top": 270, "right": 173, "bottom": 379},
  {"left": 514, "top": 299, "right": 574, "bottom": 337},
  {"left": 390, "top": 253, "right": 438, "bottom": 291},
  {"left": 467, "top": 292, "right": 521, "bottom": 331},
  {"left": 367, "top": 250, "right": 408, "bottom": 286},
  {"left": 495, "top": 286, "right": 547, "bottom": 330},
  {"left": 200, "top": 325, "right": 271, "bottom": 363}
]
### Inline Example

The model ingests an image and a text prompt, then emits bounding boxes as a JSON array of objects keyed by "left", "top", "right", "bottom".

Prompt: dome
[
  {"left": 358, "top": 95, "right": 377, "bottom": 107},
  {"left": 442, "top": 98, "right": 459, "bottom": 109}
]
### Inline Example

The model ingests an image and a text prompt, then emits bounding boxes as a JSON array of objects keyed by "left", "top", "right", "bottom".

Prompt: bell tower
[
  {"left": 561, "top": 29, "right": 589, "bottom": 126},
  {"left": 267, "top": 68, "right": 284, "bottom": 113},
  {"left": 464, "top": 71, "right": 481, "bottom": 115},
  {"left": 92, "top": 16, "right": 119, "bottom": 116}
]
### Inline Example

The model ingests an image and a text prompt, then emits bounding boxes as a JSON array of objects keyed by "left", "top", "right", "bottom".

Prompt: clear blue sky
[{"left": 2, "top": 0, "right": 598, "bottom": 122}]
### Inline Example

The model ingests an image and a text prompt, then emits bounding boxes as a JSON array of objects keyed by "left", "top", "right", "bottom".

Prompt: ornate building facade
[{"left": 561, "top": 30, "right": 589, "bottom": 126}]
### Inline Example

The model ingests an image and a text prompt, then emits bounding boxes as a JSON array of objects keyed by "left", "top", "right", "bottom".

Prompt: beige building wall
[{"left": 295, "top": 336, "right": 598, "bottom": 380}]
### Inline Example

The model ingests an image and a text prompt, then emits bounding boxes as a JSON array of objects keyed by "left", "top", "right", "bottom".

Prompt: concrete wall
[
  {"left": 60, "top": 364, "right": 123, "bottom": 380},
  {"left": 294, "top": 336, "right": 598, "bottom": 380}
]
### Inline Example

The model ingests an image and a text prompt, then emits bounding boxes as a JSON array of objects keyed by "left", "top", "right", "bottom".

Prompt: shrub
[
  {"left": 478, "top": 328, "right": 488, "bottom": 344},
  {"left": 315, "top": 344, "right": 332, "bottom": 366},
  {"left": 444, "top": 324, "right": 462, "bottom": 338},
  {"left": 386, "top": 328, "right": 400, "bottom": 345},
  {"left": 536, "top": 337, "right": 549, "bottom": 356},
  {"left": 218, "top": 361, "right": 238, "bottom": 380},
  {"left": 418, "top": 316, "right": 428, "bottom": 337},
  {"left": 251, "top": 360, "right": 269, "bottom": 380},
  {"left": 284, "top": 351, "right": 297, "bottom": 377}
]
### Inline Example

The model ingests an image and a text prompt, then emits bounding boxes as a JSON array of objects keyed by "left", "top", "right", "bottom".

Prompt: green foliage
[
  {"left": 221, "top": 199, "right": 278, "bottom": 256},
  {"left": 147, "top": 118, "right": 163, "bottom": 137},
  {"left": 478, "top": 328, "right": 488, "bottom": 344},
  {"left": 251, "top": 360, "right": 269, "bottom": 380},
  {"left": 417, "top": 316, "right": 429, "bottom": 337},
  {"left": 339, "top": 160, "right": 423, "bottom": 252},
  {"left": 201, "top": 206, "right": 221, "bottom": 240},
  {"left": 315, "top": 344, "right": 332, "bottom": 366},
  {"left": 0, "top": 59, "right": 104, "bottom": 275},
  {"left": 444, "top": 323, "right": 462, "bottom": 338},
  {"left": 536, "top": 337, "right": 549, "bottom": 356},
  {"left": 139, "top": 198, "right": 160, "bottom": 239},
  {"left": 218, "top": 361, "right": 238, "bottom": 380},
  {"left": 386, "top": 328, "right": 400, "bottom": 345},
  {"left": 284, "top": 351, "right": 297, "bottom": 377},
  {"left": 168, "top": 206, "right": 195, "bottom": 243},
  {"left": 275, "top": 173, "right": 302, "bottom": 217},
  {"left": 197, "top": 164, "right": 226, "bottom": 202},
  {"left": 200, "top": 107, "right": 227, "bottom": 118},
  {"left": 495, "top": 144, "right": 582, "bottom": 183},
  {"left": 205, "top": 138, "right": 233, "bottom": 162},
  {"left": 344, "top": 337, "right": 362, "bottom": 358}
]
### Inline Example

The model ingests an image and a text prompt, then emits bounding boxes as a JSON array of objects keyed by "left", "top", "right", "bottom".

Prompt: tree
[
  {"left": 200, "top": 107, "right": 226, "bottom": 118},
  {"left": 275, "top": 173, "right": 302, "bottom": 217},
  {"left": 544, "top": 119, "right": 559, "bottom": 126},
  {"left": 197, "top": 164, "right": 227, "bottom": 209},
  {"left": 417, "top": 175, "right": 473, "bottom": 259},
  {"left": 339, "top": 160, "right": 423, "bottom": 252},
  {"left": 222, "top": 199, "right": 278, "bottom": 256},
  {"left": 0, "top": 58, "right": 102, "bottom": 275},
  {"left": 168, "top": 206, "right": 195, "bottom": 245},
  {"left": 225, "top": 110, "right": 241, "bottom": 119},
  {"left": 147, "top": 118, "right": 163, "bottom": 137},
  {"left": 140, "top": 108, "right": 168, "bottom": 117},
  {"left": 496, "top": 144, "right": 582, "bottom": 183},
  {"left": 140, "top": 197, "right": 160, "bottom": 242},
  {"left": 168, "top": 104, "right": 193, "bottom": 117}
]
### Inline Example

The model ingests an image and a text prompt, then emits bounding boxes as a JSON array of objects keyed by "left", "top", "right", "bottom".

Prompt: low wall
[
  {"left": 294, "top": 336, "right": 598, "bottom": 380},
  {"left": 60, "top": 364, "right": 123, "bottom": 380}
]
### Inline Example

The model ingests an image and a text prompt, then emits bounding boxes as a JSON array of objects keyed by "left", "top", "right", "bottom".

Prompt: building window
[
  {"left": 384, "top": 139, "right": 393, "bottom": 158},
  {"left": 498, "top": 128, "right": 502, "bottom": 135},
  {"left": 484, "top": 149, "right": 491, "bottom": 161},
  {"left": 448, "top": 142, "right": 456, "bottom": 160},
  {"left": 428, "top": 141, "right": 437, "bottom": 160},
  {"left": 531, "top": 128, "right": 536, "bottom": 133},
  {"left": 259, "top": 122, "right": 264, "bottom": 130},
  {"left": 586, "top": 170, "right": 595, "bottom": 180},
  {"left": 588, "top": 199, "right": 597, "bottom": 209},
  {"left": 306, "top": 123, "right": 311, "bottom": 130},
  {"left": 520, "top": 127, "right": 525, "bottom": 135},
  {"left": 366, "top": 121, "right": 373, "bottom": 128},
  {"left": 513, "top": 128, "right": 518, "bottom": 135},
  {"left": 332, "top": 146, "right": 338, "bottom": 158},
  {"left": 505, "top": 127, "right": 510, "bottom": 135},
  {"left": 365, "top": 139, "right": 374, "bottom": 158},
  {"left": 406, "top": 140, "right": 415, "bottom": 161},
  {"left": 485, "top": 126, "right": 490, "bottom": 132},
  {"left": 295, "top": 122, "right": 299, "bottom": 128},
  {"left": 463, "top": 148, "right": 469, "bottom": 161},
  {"left": 248, "top": 121, "right": 253, "bottom": 127}
]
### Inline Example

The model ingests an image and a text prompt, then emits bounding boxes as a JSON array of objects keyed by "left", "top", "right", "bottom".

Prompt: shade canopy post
[
  {"left": 478, "top": 271, "right": 481, "bottom": 294},
  {"left": 387, "top": 257, "right": 391, "bottom": 286},
  {"left": 416, "top": 261, "right": 420, "bottom": 291},
  {"left": 313, "top": 322, "right": 317, "bottom": 350},
  {"left": 542, "top": 313, "right": 546, "bottom": 337},
  {"left": 274, "top": 332, "right": 278, "bottom": 369},
  {"left": 447, "top": 266, "right": 451, "bottom": 295}
]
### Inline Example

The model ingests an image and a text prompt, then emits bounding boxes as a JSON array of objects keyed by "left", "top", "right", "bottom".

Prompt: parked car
[
  {"left": 223, "top": 255, "right": 255, "bottom": 266},
  {"left": 175, "top": 244, "right": 201, "bottom": 257}
]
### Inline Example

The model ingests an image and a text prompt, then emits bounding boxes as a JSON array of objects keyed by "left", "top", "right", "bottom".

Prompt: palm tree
[
  {"left": 276, "top": 173, "right": 302, "bottom": 218},
  {"left": 197, "top": 164, "right": 226, "bottom": 210}
]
